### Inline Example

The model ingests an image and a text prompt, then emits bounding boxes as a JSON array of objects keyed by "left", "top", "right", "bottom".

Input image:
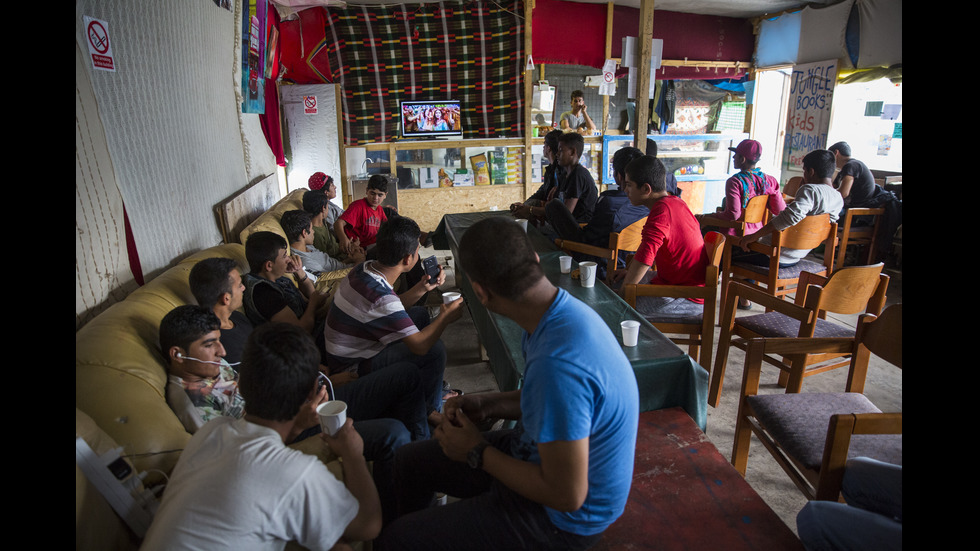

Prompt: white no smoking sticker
[
  {"left": 304, "top": 95, "right": 318, "bottom": 115},
  {"left": 84, "top": 16, "right": 116, "bottom": 72}
]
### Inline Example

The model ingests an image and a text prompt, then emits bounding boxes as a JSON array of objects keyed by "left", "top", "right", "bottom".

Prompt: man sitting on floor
[
  {"left": 189, "top": 258, "right": 251, "bottom": 366},
  {"left": 377, "top": 216, "right": 639, "bottom": 550},
  {"left": 281, "top": 209, "right": 365, "bottom": 279},
  {"left": 323, "top": 216, "right": 465, "bottom": 426},
  {"left": 549, "top": 146, "right": 650, "bottom": 278},
  {"left": 242, "top": 231, "right": 326, "bottom": 336},
  {"left": 610, "top": 155, "right": 709, "bottom": 321},
  {"left": 142, "top": 322, "right": 382, "bottom": 550}
]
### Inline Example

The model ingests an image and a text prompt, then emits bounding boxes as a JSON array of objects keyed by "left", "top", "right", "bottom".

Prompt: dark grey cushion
[
  {"left": 736, "top": 312, "right": 855, "bottom": 338},
  {"left": 748, "top": 392, "right": 902, "bottom": 471},
  {"left": 733, "top": 258, "right": 827, "bottom": 279}
]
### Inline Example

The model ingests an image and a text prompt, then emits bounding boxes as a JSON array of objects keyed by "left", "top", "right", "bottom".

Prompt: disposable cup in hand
[
  {"left": 559, "top": 256, "right": 572, "bottom": 274},
  {"left": 516, "top": 218, "right": 529, "bottom": 232},
  {"left": 317, "top": 400, "right": 347, "bottom": 436},
  {"left": 621, "top": 320, "right": 640, "bottom": 347},
  {"left": 442, "top": 291, "right": 461, "bottom": 304},
  {"left": 579, "top": 261, "right": 597, "bottom": 287}
]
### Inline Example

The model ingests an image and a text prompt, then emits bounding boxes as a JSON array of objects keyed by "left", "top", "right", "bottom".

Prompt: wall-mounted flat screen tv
[{"left": 400, "top": 100, "right": 463, "bottom": 139}]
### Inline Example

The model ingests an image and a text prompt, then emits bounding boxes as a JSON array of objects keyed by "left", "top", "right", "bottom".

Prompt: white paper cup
[
  {"left": 317, "top": 400, "right": 347, "bottom": 436},
  {"left": 579, "top": 261, "right": 597, "bottom": 287},
  {"left": 559, "top": 255, "right": 573, "bottom": 274},
  {"left": 442, "top": 291, "right": 461, "bottom": 304},
  {"left": 621, "top": 320, "right": 640, "bottom": 347},
  {"left": 516, "top": 218, "right": 529, "bottom": 232}
]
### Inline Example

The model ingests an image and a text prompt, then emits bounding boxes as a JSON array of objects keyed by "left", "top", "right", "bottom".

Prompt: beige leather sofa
[{"left": 76, "top": 189, "right": 348, "bottom": 549}]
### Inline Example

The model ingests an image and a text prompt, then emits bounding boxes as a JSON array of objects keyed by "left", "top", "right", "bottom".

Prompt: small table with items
[{"left": 432, "top": 211, "right": 709, "bottom": 429}]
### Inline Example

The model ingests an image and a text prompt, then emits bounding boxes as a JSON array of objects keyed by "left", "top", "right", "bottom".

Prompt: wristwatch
[{"left": 467, "top": 440, "right": 490, "bottom": 469}]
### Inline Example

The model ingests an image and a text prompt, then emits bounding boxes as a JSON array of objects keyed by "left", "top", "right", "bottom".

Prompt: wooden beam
[
  {"left": 602, "top": 2, "right": 613, "bottom": 135},
  {"left": 634, "top": 1, "right": 655, "bottom": 140},
  {"left": 523, "top": 0, "right": 535, "bottom": 199}
]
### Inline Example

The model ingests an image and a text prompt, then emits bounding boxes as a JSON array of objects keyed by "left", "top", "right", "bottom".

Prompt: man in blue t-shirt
[{"left": 378, "top": 216, "right": 639, "bottom": 550}]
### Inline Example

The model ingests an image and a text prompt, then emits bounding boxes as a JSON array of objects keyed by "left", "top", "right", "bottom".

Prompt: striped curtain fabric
[{"left": 323, "top": 1, "right": 526, "bottom": 145}]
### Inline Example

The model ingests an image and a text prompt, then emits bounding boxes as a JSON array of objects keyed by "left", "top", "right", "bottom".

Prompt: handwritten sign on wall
[{"left": 783, "top": 59, "right": 837, "bottom": 172}]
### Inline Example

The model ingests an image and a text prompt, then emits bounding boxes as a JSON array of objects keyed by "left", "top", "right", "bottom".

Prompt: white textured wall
[
  {"left": 75, "top": 0, "right": 276, "bottom": 281},
  {"left": 75, "top": 0, "right": 277, "bottom": 325}
]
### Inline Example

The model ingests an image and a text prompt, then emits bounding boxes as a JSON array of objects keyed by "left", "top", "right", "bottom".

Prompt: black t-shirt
[
  {"left": 220, "top": 311, "right": 253, "bottom": 367},
  {"left": 557, "top": 164, "right": 598, "bottom": 223},
  {"left": 834, "top": 158, "right": 880, "bottom": 208}
]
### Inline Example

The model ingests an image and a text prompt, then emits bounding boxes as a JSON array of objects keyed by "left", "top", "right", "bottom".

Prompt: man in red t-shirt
[
  {"left": 335, "top": 174, "right": 389, "bottom": 254},
  {"left": 609, "top": 155, "right": 708, "bottom": 321}
]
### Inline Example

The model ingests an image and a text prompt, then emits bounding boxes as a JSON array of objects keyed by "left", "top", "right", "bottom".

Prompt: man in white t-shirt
[{"left": 142, "top": 323, "right": 382, "bottom": 550}]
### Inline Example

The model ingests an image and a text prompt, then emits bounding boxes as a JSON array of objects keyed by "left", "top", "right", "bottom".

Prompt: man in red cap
[{"left": 697, "top": 138, "right": 786, "bottom": 238}]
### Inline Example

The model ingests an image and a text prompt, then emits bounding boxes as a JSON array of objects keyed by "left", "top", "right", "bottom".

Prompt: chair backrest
[
  {"left": 801, "top": 263, "right": 888, "bottom": 316},
  {"left": 610, "top": 216, "right": 647, "bottom": 256},
  {"left": 783, "top": 176, "right": 804, "bottom": 197},
  {"left": 778, "top": 213, "right": 834, "bottom": 250},
  {"left": 741, "top": 194, "right": 771, "bottom": 226},
  {"left": 857, "top": 303, "right": 902, "bottom": 369},
  {"left": 704, "top": 231, "right": 726, "bottom": 269}
]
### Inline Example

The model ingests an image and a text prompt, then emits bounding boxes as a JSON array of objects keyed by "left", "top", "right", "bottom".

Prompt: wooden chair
[
  {"left": 555, "top": 216, "right": 647, "bottom": 284},
  {"left": 699, "top": 193, "right": 772, "bottom": 237},
  {"left": 834, "top": 207, "right": 885, "bottom": 271},
  {"left": 782, "top": 176, "right": 804, "bottom": 198},
  {"left": 623, "top": 232, "right": 725, "bottom": 371},
  {"left": 719, "top": 213, "right": 837, "bottom": 313},
  {"left": 709, "top": 263, "right": 889, "bottom": 408},
  {"left": 731, "top": 304, "right": 902, "bottom": 501}
]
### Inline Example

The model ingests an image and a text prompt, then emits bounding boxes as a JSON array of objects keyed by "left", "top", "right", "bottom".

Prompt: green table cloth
[{"left": 433, "top": 211, "right": 708, "bottom": 430}]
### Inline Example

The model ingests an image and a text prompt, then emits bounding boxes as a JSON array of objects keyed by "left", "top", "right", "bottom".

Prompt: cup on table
[
  {"left": 317, "top": 400, "right": 347, "bottom": 436},
  {"left": 515, "top": 218, "right": 529, "bottom": 232},
  {"left": 559, "top": 255, "right": 573, "bottom": 274},
  {"left": 442, "top": 291, "right": 461, "bottom": 304},
  {"left": 621, "top": 320, "right": 640, "bottom": 347},
  {"left": 579, "top": 261, "right": 597, "bottom": 287}
]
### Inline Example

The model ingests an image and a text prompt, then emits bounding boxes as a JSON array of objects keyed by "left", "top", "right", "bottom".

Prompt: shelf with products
[
  {"left": 601, "top": 133, "right": 747, "bottom": 214},
  {"left": 343, "top": 138, "right": 528, "bottom": 231}
]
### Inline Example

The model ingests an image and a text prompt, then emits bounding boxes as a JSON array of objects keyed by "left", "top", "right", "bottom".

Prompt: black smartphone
[
  {"left": 316, "top": 373, "right": 331, "bottom": 399},
  {"left": 423, "top": 255, "right": 441, "bottom": 281}
]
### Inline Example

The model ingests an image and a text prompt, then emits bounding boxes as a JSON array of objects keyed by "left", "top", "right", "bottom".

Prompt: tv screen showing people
[{"left": 400, "top": 100, "right": 463, "bottom": 139}]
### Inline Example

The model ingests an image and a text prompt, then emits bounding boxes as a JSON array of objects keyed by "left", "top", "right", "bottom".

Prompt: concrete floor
[{"left": 425, "top": 244, "right": 903, "bottom": 536}]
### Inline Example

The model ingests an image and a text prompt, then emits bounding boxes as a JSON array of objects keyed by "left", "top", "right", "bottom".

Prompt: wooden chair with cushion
[
  {"left": 719, "top": 213, "right": 838, "bottom": 313},
  {"left": 731, "top": 304, "right": 902, "bottom": 501},
  {"left": 556, "top": 216, "right": 647, "bottom": 284},
  {"left": 834, "top": 207, "right": 885, "bottom": 271},
  {"left": 623, "top": 232, "right": 725, "bottom": 371},
  {"left": 699, "top": 193, "right": 772, "bottom": 238},
  {"left": 709, "top": 263, "right": 889, "bottom": 408}
]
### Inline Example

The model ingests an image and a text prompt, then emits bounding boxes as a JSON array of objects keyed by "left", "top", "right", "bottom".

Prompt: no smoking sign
[
  {"left": 84, "top": 16, "right": 116, "bottom": 72},
  {"left": 304, "top": 95, "right": 318, "bottom": 115}
]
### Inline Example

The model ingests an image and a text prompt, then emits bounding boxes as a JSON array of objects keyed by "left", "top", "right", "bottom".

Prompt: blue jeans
[
  {"left": 377, "top": 430, "right": 602, "bottom": 551},
  {"left": 335, "top": 361, "right": 431, "bottom": 441},
  {"left": 796, "top": 458, "right": 902, "bottom": 551}
]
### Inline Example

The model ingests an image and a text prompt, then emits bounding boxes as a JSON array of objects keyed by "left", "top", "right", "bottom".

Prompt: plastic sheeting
[
  {"left": 756, "top": 10, "right": 801, "bottom": 67},
  {"left": 798, "top": 0, "right": 853, "bottom": 66},
  {"left": 856, "top": 0, "right": 902, "bottom": 68}
]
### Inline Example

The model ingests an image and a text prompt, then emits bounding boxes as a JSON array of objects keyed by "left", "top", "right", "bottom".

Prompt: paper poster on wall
[
  {"left": 241, "top": 0, "right": 267, "bottom": 114},
  {"left": 893, "top": 122, "right": 902, "bottom": 139},
  {"left": 782, "top": 59, "right": 837, "bottom": 173},
  {"left": 877, "top": 134, "right": 892, "bottom": 156},
  {"left": 303, "top": 96, "right": 318, "bottom": 115}
]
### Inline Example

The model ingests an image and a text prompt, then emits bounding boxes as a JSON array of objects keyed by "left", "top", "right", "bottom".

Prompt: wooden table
[{"left": 433, "top": 211, "right": 709, "bottom": 429}]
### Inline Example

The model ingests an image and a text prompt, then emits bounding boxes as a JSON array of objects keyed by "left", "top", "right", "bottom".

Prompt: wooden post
[
  {"left": 602, "top": 2, "right": 613, "bottom": 135},
  {"left": 634, "top": 1, "right": 655, "bottom": 141},
  {"left": 523, "top": 0, "right": 535, "bottom": 199}
]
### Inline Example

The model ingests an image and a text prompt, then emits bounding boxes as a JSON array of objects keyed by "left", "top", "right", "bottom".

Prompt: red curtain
[{"left": 533, "top": 0, "right": 754, "bottom": 80}]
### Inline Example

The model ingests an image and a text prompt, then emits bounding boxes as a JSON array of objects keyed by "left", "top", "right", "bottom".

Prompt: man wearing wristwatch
[{"left": 379, "top": 217, "right": 639, "bottom": 550}]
